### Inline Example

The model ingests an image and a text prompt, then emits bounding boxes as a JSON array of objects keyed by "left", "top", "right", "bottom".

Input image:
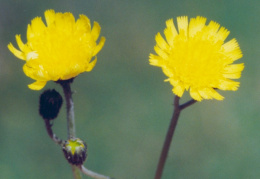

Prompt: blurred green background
[{"left": 0, "top": 0, "right": 259, "bottom": 178}]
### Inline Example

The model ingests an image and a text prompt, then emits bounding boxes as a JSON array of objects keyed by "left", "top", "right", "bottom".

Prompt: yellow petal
[
  {"left": 44, "top": 9, "right": 56, "bottom": 26},
  {"left": 77, "top": 15, "right": 91, "bottom": 32},
  {"left": 198, "top": 88, "right": 224, "bottom": 100},
  {"left": 54, "top": 12, "right": 75, "bottom": 32},
  {"left": 223, "top": 63, "right": 244, "bottom": 79},
  {"left": 23, "top": 64, "right": 48, "bottom": 81},
  {"left": 7, "top": 43, "right": 25, "bottom": 60},
  {"left": 154, "top": 45, "right": 168, "bottom": 59},
  {"left": 168, "top": 78, "right": 179, "bottom": 87},
  {"left": 206, "top": 21, "right": 220, "bottom": 37},
  {"left": 91, "top": 21, "right": 101, "bottom": 41},
  {"left": 155, "top": 33, "right": 169, "bottom": 51},
  {"left": 222, "top": 39, "right": 241, "bottom": 53},
  {"left": 222, "top": 39, "right": 243, "bottom": 62},
  {"left": 93, "top": 36, "right": 105, "bottom": 56},
  {"left": 222, "top": 38, "right": 239, "bottom": 51},
  {"left": 26, "top": 24, "right": 34, "bottom": 40},
  {"left": 189, "top": 16, "right": 206, "bottom": 37},
  {"left": 85, "top": 57, "right": 97, "bottom": 72},
  {"left": 15, "top": 35, "right": 25, "bottom": 51},
  {"left": 149, "top": 54, "right": 162, "bottom": 66},
  {"left": 164, "top": 19, "right": 178, "bottom": 46},
  {"left": 210, "top": 90, "right": 224, "bottom": 100},
  {"left": 30, "top": 17, "right": 46, "bottom": 34},
  {"left": 215, "top": 27, "right": 230, "bottom": 42},
  {"left": 218, "top": 79, "right": 240, "bottom": 91},
  {"left": 28, "top": 81, "right": 47, "bottom": 90},
  {"left": 177, "top": 16, "right": 188, "bottom": 36},
  {"left": 162, "top": 66, "right": 174, "bottom": 78},
  {"left": 172, "top": 85, "right": 185, "bottom": 97},
  {"left": 190, "top": 88, "right": 203, "bottom": 101}
]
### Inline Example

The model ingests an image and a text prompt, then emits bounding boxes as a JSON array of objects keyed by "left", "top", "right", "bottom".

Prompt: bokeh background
[{"left": 0, "top": 0, "right": 259, "bottom": 178}]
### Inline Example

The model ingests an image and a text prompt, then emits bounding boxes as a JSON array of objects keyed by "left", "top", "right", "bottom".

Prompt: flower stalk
[
  {"left": 59, "top": 80, "right": 76, "bottom": 139},
  {"left": 154, "top": 96, "right": 196, "bottom": 179},
  {"left": 44, "top": 119, "right": 64, "bottom": 146},
  {"left": 78, "top": 165, "right": 111, "bottom": 179},
  {"left": 59, "top": 80, "right": 111, "bottom": 179},
  {"left": 59, "top": 80, "right": 81, "bottom": 179}
]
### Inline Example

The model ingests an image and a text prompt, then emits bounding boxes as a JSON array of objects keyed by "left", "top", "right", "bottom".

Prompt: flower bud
[
  {"left": 39, "top": 89, "right": 63, "bottom": 120},
  {"left": 62, "top": 138, "right": 87, "bottom": 165}
]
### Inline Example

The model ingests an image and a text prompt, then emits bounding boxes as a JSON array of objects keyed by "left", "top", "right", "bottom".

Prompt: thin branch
[
  {"left": 154, "top": 96, "right": 181, "bottom": 179},
  {"left": 154, "top": 96, "right": 197, "bottom": 179},
  {"left": 180, "top": 99, "right": 197, "bottom": 110},
  {"left": 78, "top": 165, "right": 112, "bottom": 179},
  {"left": 44, "top": 119, "right": 64, "bottom": 146}
]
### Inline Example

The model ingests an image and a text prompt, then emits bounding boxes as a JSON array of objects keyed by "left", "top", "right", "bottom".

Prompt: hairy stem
[
  {"left": 60, "top": 81, "right": 76, "bottom": 139},
  {"left": 78, "top": 165, "right": 111, "bottom": 179},
  {"left": 154, "top": 96, "right": 197, "bottom": 179},
  {"left": 44, "top": 119, "right": 64, "bottom": 146},
  {"left": 58, "top": 79, "right": 112, "bottom": 179},
  {"left": 60, "top": 80, "right": 81, "bottom": 179}
]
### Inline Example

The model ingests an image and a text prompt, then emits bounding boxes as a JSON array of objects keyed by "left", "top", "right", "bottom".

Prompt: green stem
[
  {"left": 78, "top": 165, "right": 111, "bottom": 179},
  {"left": 72, "top": 166, "right": 82, "bottom": 179},
  {"left": 154, "top": 96, "right": 196, "bottom": 179},
  {"left": 60, "top": 80, "right": 81, "bottom": 179}
]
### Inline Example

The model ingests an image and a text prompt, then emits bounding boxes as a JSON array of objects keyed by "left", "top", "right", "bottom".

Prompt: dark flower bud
[
  {"left": 62, "top": 138, "right": 87, "bottom": 165},
  {"left": 39, "top": 89, "right": 63, "bottom": 120}
]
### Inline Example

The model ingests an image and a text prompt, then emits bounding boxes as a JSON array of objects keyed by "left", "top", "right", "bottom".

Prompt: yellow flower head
[
  {"left": 8, "top": 9, "right": 105, "bottom": 90},
  {"left": 149, "top": 16, "right": 244, "bottom": 101}
]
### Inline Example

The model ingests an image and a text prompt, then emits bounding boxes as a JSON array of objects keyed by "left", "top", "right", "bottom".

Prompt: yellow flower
[
  {"left": 8, "top": 9, "right": 105, "bottom": 90},
  {"left": 149, "top": 16, "right": 244, "bottom": 101}
]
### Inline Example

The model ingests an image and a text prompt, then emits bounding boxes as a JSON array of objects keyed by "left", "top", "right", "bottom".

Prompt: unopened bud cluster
[{"left": 62, "top": 138, "right": 87, "bottom": 165}]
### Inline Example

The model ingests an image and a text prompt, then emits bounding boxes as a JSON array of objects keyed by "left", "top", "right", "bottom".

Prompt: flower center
[{"left": 168, "top": 37, "right": 224, "bottom": 88}]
